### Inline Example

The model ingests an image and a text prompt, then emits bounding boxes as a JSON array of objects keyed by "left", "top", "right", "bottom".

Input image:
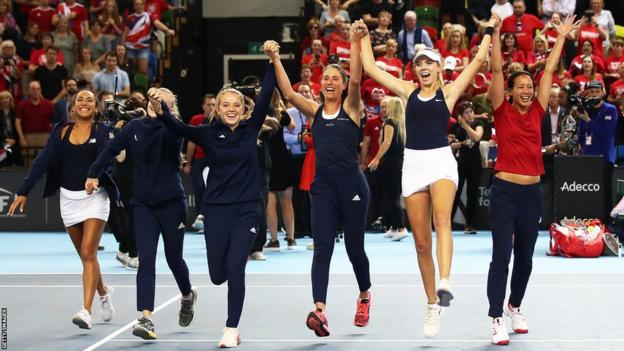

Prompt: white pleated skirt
[
  {"left": 60, "top": 187, "right": 110, "bottom": 227},
  {"left": 402, "top": 146, "right": 458, "bottom": 197}
]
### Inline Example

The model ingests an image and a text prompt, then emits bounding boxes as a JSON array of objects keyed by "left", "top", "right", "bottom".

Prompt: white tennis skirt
[
  {"left": 60, "top": 187, "right": 110, "bottom": 227},
  {"left": 402, "top": 146, "right": 458, "bottom": 197}
]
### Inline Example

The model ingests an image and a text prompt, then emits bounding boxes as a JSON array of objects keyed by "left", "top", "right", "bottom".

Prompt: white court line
[
  {"left": 1, "top": 271, "right": 623, "bottom": 275},
  {"left": 2, "top": 284, "right": 624, "bottom": 288},
  {"left": 108, "top": 338, "right": 624, "bottom": 343},
  {"left": 83, "top": 292, "right": 182, "bottom": 351}
]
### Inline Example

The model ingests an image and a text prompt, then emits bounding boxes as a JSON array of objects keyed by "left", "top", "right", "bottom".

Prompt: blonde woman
[
  {"left": 141, "top": 44, "right": 277, "bottom": 348},
  {"left": 441, "top": 25, "right": 469, "bottom": 72},
  {"left": 367, "top": 96, "right": 407, "bottom": 241},
  {"left": 359, "top": 15, "right": 498, "bottom": 337}
]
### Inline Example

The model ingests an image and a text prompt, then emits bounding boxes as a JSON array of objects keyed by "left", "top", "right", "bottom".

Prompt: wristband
[{"left": 484, "top": 26, "right": 494, "bottom": 36}]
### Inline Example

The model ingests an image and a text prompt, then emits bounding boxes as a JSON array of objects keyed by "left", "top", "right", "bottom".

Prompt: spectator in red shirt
[
  {"left": 467, "top": 59, "right": 492, "bottom": 96},
  {"left": 526, "top": 34, "right": 548, "bottom": 75},
  {"left": 501, "top": 32, "right": 526, "bottom": 72},
  {"left": 375, "top": 38, "right": 403, "bottom": 78},
  {"left": 15, "top": 80, "right": 54, "bottom": 149},
  {"left": 28, "top": 0, "right": 57, "bottom": 34},
  {"left": 184, "top": 93, "right": 216, "bottom": 230},
  {"left": 604, "top": 39, "right": 624, "bottom": 83},
  {"left": 299, "top": 18, "right": 327, "bottom": 57},
  {"left": 145, "top": 0, "right": 169, "bottom": 21},
  {"left": 572, "top": 13, "right": 608, "bottom": 60},
  {"left": 441, "top": 25, "right": 469, "bottom": 72},
  {"left": 607, "top": 64, "right": 624, "bottom": 103},
  {"left": 28, "top": 32, "right": 65, "bottom": 72},
  {"left": 55, "top": 0, "right": 89, "bottom": 41},
  {"left": 301, "top": 40, "right": 328, "bottom": 85},
  {"left": 329, "top": 21, "right": 352, "bottom": 72},
  {"left": 327, "top": 15, "right": 346, "bottom": 44},
  {"left": 99, "top": 0, "right": 125, "bottom": 44},
  {"left": 500, "top": 0, "right": 544, "bottom": 55},
  {"left": 574, "top": 55, "right": 604, "bottom": 92},
  {"left": 442, "top": 57, "right": 460, "bottom": 85},
  {"left": 361, "top": 76, "right": 389, "bottom": 115},
  {"left": 568, "top": 40, "right": 605, "bottom": 76},
  {"left": 89, "top": 0, "right": 107, "bottom": 16},
  {"left": 292, "top": 65, "right": 322, "bottom": 98},
  {"left": 541, "top": 13, "right": 563, "bottom": 51}
]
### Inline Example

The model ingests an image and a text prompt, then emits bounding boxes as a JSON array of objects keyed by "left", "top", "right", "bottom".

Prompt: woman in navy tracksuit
[
  {"left": 86, "top": 88, "right": 196, "bottom": 341},
  {"left": 150, "top": 45, "right": 276, "bottom": 348},
  {"left": 268, "top": 22, "right": 372, "bottom": 337},
  {"left": 8, "top": 90, "right": 118, "bottom": 330}
]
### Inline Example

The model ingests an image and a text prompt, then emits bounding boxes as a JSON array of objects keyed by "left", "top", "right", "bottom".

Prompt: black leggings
[
  {"left": 378, "top": 158, "right": 404, "bottom": 229},
  {"left": 453, "top": 159, "right": 482, "bottom": 228}
]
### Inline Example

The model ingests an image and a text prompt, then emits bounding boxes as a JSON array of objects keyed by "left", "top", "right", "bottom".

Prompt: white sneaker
[
  {"left": 72, "top": 307, "right": 92, "bottom": 329},
  {"left": 436, "top": 278, "right": 454, "bottom": 307},
  {"left": 126, "top": 256, "right": 139, "bottom": 270},
  {"left": 115, "top": 251, "right": 129, "bottom": 266},
  {"left": 491, "top": 317, "right": 510, "bottom": 345},
  {"left": 391, "top": 229, "right": 408, "bottom": 241},
  {"left": 383, "top": 229, "right": 396, "bottom": 238},
  {"left": 504, "top": 303, "right": 528, "bottom": 333},
  {"left": 192, "top": 215, "right": 204, "bottom": 231},
  {"left": 306, "top": 242, "right": 314, "bottom": 250},
  {"left": 218, "top": 327, "right": 241, "bottom": 348},
  {"left": 423, "top": 303, "right": 441, "bottom": 338},
  {"left": 99, "top": 286, "right": 115, "bottom": 322},
  {"left": 249, "top": 251, "right": 267, "bottom": 261}
]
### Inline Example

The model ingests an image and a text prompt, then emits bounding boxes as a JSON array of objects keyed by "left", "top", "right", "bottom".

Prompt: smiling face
[
  {"left": 582, "top": 56, "right": 594, "bottom": 73},
  {"left": 534, "top": 38, "right": 546, "bottom": 53},
  {"left": 450, "top": 31, "right": 461, "bottom": 49},
  {"left": 414, "top": 57, "right": 440, "bottom": 88},
  {"left": 510, "top": 74, "right": 534, "bottom": 110},
  {"left": 216, "top": 90, "right": 245, "bottom": 128},
  {"left": 321, "top": 66, "right": 346, "bottom": 102},
  {"left": 380, "top": 99, "right": 389, "bottom": 118},
  {"left": 298, "top": 83, "right": 313, "bottom": 100},
  {"left": 73, "top": 90, "right": 97, "bottom": 120},
  {"left": 504, "top": 34, "right": 516, "bottom": 49}
]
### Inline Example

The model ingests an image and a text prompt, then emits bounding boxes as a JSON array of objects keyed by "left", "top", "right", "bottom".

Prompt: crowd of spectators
[{"left": 0, "top": 0, "right": 180, "bottom": 166}]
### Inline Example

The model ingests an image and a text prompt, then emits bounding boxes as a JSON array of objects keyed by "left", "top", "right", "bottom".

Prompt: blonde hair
[
  {"left": 380, "top": 96, "right": 405, "bottom": 145},
  {"left": 151, "top": 87, "right": 181, "bottom": 119},
  {"left": 209, "top": 88, "right": 255, "bottom": 124},
  {"left": 0, "top": 90, "right": 14, "bottom": 107},
  {"left": 445, "top": 25, "right": 467, "bottom": 51},
  {"left": 533, "top": 34, "right": 548, "bottom": 52}
]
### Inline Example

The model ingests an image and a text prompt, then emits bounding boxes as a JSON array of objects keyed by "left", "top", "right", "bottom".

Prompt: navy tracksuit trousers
[
  {"left": 487, "top": 178, "right": 542, "bottom": 318},
  {"left": 203, "top": 201, "right": 261, "bottom": 327},
  {"left": 134, "top": 196, "right": 192, "bottom": 311},
  {"left": 310, "top": 170, "right": 371, "bottom": 304}
]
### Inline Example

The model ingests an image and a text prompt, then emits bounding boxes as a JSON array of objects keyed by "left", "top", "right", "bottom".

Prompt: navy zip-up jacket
[
  {"left": 16, "top": 121, "right": 119, "bottom": 201},
  {"left": 88, "top": 114, "right": 185, "bottom": 206},
  {"left": 157, "top": 64, "right": 276, "bottom": 206},
  {"left": 578, "top": 102, "right": 618, "bottom": 164}
]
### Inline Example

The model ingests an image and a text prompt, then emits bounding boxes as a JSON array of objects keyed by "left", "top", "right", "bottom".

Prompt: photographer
[{"left": 578, "top": 80, "right": 618, "bottom": 164}]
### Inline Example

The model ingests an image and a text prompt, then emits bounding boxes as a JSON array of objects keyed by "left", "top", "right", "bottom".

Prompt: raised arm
[
  {"left": 264, "top": 40, "right": 319, "bottom": 119},
  {"left": 537, "top": 15, "right": 580, "bottom": 109},
  {"left": 444, "top": 15, "right": 499, "bottom": 110},
  {"left": 248, "top": 64, "right": 277, "bottom": 131},
  {"left": 344, "top": 21, "right": 365, "bottom": 123},
  {"left": 358, "top": 20, "right": 414, "bottom": 100},
  {"left": 489, "top": 16, "right": 505, "bottom": 110},
  {"left": 153, "top": 101, "right": 204, "bottom": 145}
]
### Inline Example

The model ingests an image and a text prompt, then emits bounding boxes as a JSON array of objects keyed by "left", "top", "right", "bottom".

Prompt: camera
[
  {"left": 104, "top": 97, "right": 147, "bottom": 123},
  {"left": 564, "top": 83, "right": 601, "bottom": 113}
]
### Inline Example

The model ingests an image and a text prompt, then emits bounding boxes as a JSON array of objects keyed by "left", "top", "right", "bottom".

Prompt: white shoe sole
[
  {"left": 391, "top": 233, "right": 408, "bottom": 241},
  {"left": 218, "top": 336, "right": 241, "bottom": 348}
]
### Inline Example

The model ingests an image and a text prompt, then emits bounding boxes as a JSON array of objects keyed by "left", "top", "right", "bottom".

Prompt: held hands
[
  {"left": 263, "top": 40, "right": 280, "bottom": 62},
  {"left": 7, "top": 195, "right": 26, "bottom": 216},
  {"left": 350, "top": 20, "right": 368, "bottom": 42},
  {"left": 485, "top": 14, "right": 501, "bottom": 30},
  {"left": 85, "top": 178, "right": 99, "bottom": 195},
  {"left": 554, "top": 15, "right": 581, "bottom": 38}
]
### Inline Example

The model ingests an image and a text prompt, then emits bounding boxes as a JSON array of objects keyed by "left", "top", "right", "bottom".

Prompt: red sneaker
[
  {"left": 306, "top": 309, "right": 330, "bottom": 337},
  {"left": 353, "top": 292, "right": 371, "bottom": 327}
]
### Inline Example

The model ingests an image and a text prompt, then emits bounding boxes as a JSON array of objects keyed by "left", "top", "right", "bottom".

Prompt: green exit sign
[{"left": 248, "top": 42, "right": 263, "bottom": 54}]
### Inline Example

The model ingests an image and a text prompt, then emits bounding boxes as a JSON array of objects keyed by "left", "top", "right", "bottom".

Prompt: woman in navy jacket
[
  {"left": 8, "top": 90, "right": 118, "bottom": 330},
  {"left": 86, "top": 88, "right": 196, "bottom": 341},
  {"left": 148, "top": 44, "right": 276, "bottom": 348}
]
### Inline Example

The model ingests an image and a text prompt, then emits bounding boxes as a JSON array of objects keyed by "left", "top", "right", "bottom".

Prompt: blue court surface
[{"left": 0, "top": 231, "right": 623, "bottom": 350}]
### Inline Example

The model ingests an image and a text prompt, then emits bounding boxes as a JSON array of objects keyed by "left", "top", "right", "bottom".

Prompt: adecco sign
[{"left": 554, "top": 155, "right": 605, "bottom": 222}]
